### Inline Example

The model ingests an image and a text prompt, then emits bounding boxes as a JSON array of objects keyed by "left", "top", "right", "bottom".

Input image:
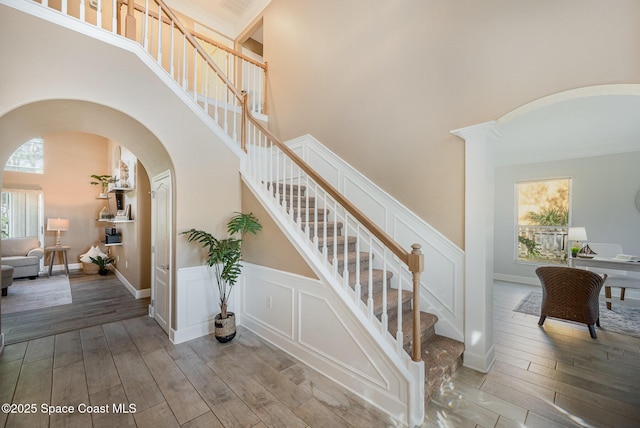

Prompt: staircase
[
  {"left": 7, "top": 0, "right": 467, "bottom": 421},
  {"left": 276, "top": 182, "right": 464, "bottom": 400}
]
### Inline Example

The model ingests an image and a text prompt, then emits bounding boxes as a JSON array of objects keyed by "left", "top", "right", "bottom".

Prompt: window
[
  {"left": 1, "top": 189, "right": 44, "bottom": 239},
  {"left": 4, "top": 137, "right": 44, "bottom": 174},
  {"left": 516, "top": 178, "right": 571, "bottom": 264}
]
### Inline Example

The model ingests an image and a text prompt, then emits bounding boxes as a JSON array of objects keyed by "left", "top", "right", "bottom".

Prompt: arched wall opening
[
  {"left": 0, "top": 99, "right": 175, "bottom": 336},
  {"left": 453, "top": 84, "right": 640, "bottom": 373}
]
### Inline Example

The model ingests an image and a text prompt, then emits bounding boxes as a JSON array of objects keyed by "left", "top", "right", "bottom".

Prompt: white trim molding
[
  {"left": 113, "top": 268, "right": 151, "bottom": 299},
  {"left": 451, "top": 121, "right": 501, "bottom": 373},
  {"left": 285, "top": 135, "right": 465, "bottom": 342}
]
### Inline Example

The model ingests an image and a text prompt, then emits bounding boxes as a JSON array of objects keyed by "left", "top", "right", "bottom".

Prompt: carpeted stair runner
[{"left": 272, "top": 182, "right": 464, "bottom": 400}]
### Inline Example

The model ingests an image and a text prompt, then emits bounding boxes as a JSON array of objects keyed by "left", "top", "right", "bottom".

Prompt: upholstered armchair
[{"left": 535, "top": 266, "right": 607, "bottom": 339}]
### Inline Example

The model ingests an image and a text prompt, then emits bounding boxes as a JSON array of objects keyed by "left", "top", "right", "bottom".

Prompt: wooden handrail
[
  {"left": 191, "top": 31, "right": 266, "bottom": 70},
  {"left": 124, "top": 0, "right": 245, "bottom": 104},
  {"left": 124, "top": 2, "right": 265, "bottom": 72},
  {"left": 242, "top": 97, "right": 410, "bottom": 266}
]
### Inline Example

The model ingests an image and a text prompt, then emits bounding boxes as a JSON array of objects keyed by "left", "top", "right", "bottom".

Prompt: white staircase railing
[{"left": 35, "top": 0, "right": 266, "bottom": 136}]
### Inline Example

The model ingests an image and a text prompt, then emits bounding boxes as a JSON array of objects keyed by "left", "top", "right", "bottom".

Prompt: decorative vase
[{"left": 214, "top": 312, "right": 236, "bottom": 343}]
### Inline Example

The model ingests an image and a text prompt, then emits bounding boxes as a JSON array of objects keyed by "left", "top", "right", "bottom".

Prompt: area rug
[
  {"left": 514, "top": 291, "right": 640, "bottom": 339},
  {"left": 1, "top": 275, "right": 72, "bottom": 314}
]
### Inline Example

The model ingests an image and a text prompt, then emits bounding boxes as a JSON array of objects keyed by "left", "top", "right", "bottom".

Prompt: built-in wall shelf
[
  {"left": 97, "top": 219, "right": 134, "bottom": 223},
  {"left": 108, "top": 186, "right": 135, "bottom": 193},
  {"left": 102, "top": 242, "right": 123, "bottom": 247}
]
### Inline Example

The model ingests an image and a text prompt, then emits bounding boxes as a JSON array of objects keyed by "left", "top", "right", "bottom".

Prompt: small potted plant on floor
[
  {"left": 90, "top": 255, "right": 115, "bottom": 275},
  {"left": 182, "top": 212, "right": 261, "bottom": 343}
]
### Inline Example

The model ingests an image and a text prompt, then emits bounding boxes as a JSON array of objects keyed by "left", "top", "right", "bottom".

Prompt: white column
[{"left": 451, "top": 121, "right": 500, "bottom": 373}]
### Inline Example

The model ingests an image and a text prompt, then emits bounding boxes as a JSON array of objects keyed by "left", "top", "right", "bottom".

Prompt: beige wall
[
  {"left": 3, "top": 132, "right": 109, "bottom": 262},
  {"left": 241, "top": 182, "right": 316, "bottom": 278},
  {"left": 2, "top": 132, "right": 152, "bottom": 290},
  {"left": 263, "top": 0, "right": 640, "bottom": 248}
]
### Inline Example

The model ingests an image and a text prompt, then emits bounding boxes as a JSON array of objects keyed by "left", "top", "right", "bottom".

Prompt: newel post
[
  {"left": 408, "top": 243, "right": 424, "bottom": 362},
  {"left": 124, "top": 0, "right": 136, "bottom": 40}
]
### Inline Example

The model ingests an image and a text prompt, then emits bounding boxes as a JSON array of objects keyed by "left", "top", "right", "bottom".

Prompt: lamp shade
[
  {"left": 568, "top": 227, "right": 587, "bottom": 241},
  {"left": 47, "top": 218, "right": 69, "bottom": 232}
]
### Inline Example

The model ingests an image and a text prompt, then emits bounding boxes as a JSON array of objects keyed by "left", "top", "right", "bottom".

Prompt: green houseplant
[
  {"left": 90, "top": 255, "right": 115, "bottom": 275},
  {"left": 90, "top": 174, "right": 116, "bottom": 197},
  {"left": 182, "top": 212, "right": 262, "bottom": 342}
]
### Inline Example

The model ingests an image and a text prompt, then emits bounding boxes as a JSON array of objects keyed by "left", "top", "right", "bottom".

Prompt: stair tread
[
  {"left": 317, "top": 235, "right": 357, "bottom": 246},
  {"left": 388, "top": 311, "right": 438, "bottom": 348}
]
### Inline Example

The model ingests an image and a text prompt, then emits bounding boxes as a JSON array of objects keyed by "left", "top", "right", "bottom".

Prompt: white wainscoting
[
  {"left": 240, "top": 262, "right": 413, "bottom": 425},
  {"left": 287, "top": 135, "right": 465, "bottom": 341},
  {"left": 172, "top": 266, "right": 237, "bottom": 344}
]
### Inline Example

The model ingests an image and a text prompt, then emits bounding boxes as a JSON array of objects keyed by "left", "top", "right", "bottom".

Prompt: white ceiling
[
  {"left": 165, "top": 0, "right": 270, "bottom": 40},
  {"left": 494, "top": 94, "right": 640, "bottom": 166}
]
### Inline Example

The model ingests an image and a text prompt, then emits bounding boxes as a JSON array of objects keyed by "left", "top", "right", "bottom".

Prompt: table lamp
[
  {"left": 568, "top": 227, "right": 587, "bottom": 256},
  {"left": 47, "top": 218, "right": 69, "bottom": 247}
]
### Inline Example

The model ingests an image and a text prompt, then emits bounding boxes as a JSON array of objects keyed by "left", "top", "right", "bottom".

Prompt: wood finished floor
[
  {"left": 1, "top": 279, "right": 640, "bottom": 427},
  {"left": 424, "top": 281, "right": 640, "bottom": 428},
  {"left": 1, "top": 272, "right": 150, "bottom": 345}
]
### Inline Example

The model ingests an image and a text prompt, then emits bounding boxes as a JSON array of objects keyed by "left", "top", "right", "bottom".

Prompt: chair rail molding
[{"left": 451, "top": 120, "right": 501, "bottom": 373}]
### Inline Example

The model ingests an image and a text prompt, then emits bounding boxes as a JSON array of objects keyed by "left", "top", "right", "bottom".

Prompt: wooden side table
[{"left": 46, "top": 245, "right": 70, "bottom": 276}]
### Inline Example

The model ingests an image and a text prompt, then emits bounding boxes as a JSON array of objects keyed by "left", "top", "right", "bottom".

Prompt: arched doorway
[
  {"left": 452, "top": 84, "right": 640, "bottom": 373},
  {"left": 0, "top": 100, "right": 175, "bottom": 345}
]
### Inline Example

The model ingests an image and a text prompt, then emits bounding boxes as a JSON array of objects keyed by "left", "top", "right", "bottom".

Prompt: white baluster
[
  {"left": 111, "top": 0, "right": 116, "bottom": 33},
  {"left": 367, "top": 236, "right": 374, "bottom": 320},
  {"left": 232, "top": 95, "right": 237, "bottom": 142},
  {"left": 96, "top": 0, "right": 102, "bottom": 29},
  {"left": 289, "top": 160, "right": 294, "bottom": 220},
  {"left": 193, "top": 48, "right": 198, "bottom": 101},
  {"left": 354, "top": 226, "right": 361, "bottom": 305},
  {"left": 381, "top": 250, "right": 388, "bottom": 334},
  {"left": 182, "top": 36, "right": 187, "bottom": 89},
  {"left": 143, "top": 0, "right": 149, "bottom": 49},
  {"left": 204, "top": 67, "right": 209, "bottom": 114},
  {"left": 332, "top": 198, "right": 338, "bottom": 274},
  {"left": 343, "top": 213, "right": 349, "bottom": 290},
  {"left": 79, "top": 0, "right": 85, "bottom": 22},
  {"left": 157, "top": 5, "right": 162, "bottom": 64},
  {"left": 61, "top": 0, "right": 67, "bottom": 15},
  {"left": 169, "top": 24, "right": 174, "bottom": 78},
  {"left": 396, "top": 257, "right": 403, "bottom": 355}
]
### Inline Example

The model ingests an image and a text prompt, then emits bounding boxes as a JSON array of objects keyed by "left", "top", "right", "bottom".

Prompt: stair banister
[{"left": 242, "top": 96, "right": 425, "bottom": 361}]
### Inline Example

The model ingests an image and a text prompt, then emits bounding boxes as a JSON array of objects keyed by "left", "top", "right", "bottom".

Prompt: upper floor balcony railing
[
  {"left": 518, "top": 225, "right": 568, "bottom": 264},
  {"left": 36, "top": 0, "right": 267, "bottom": 119}
]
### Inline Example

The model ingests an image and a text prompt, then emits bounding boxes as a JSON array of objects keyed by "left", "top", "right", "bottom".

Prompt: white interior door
[{"left": 151, "top": 171, "right": 172, "bottom": 334}]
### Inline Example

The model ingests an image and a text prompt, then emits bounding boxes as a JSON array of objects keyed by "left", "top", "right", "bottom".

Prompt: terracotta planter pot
[{"left": 214, "top": 312, "right": 236, "bottom": 343}]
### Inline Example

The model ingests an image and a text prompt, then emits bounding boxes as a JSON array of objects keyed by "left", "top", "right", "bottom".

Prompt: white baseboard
[
  {"left": 494, "top": 273, "right": 540, "bottom": 286},
  {"left": 462, "top": 344, "right": 496, "bottom": 373},
  {"left": 113, "top": 268, "right": 151, "bottom": 299}
]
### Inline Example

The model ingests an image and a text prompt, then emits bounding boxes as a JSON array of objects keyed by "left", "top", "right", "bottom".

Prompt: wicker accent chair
[{"left": 535, "top": 266, "right": 607, "bottom": 339}]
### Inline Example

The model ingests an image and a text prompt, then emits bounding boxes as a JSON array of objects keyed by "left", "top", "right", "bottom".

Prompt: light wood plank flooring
[
  {"left": 424, "top": 281, "right": 640, "bottom": 428},
  {"left": 1, "top": 281, "right": 640, "bottom": 427}
]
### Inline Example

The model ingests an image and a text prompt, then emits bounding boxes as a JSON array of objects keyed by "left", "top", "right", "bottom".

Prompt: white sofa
[{"left": 1, "top": 236, "right": 44, "bottom": 279}]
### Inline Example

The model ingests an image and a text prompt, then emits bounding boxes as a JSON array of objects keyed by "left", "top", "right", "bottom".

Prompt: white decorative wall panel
[
  {"left": 243, "top": 277, "right": 295, "bottom": 339},
  {"left": 287, "top": 135, "right": 465, "bottom": 341},
  {"left": 240, "top": 263, "right": 411, "bottom": 424},
  {"left": 173, "top": 266, "right": 237, "bottom": 344},
  {"left": 298, "top": 291, "right": 388, "bottom": 387}
]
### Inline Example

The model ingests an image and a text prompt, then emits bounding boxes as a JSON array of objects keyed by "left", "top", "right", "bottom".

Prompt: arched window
[{"left": 4, "top": 137, "right": 44, "bottom": 174}]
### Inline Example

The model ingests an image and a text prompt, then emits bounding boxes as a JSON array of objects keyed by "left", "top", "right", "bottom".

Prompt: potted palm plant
[{"left": 182, "top": 212, "right": 261, "bottom": 342}]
